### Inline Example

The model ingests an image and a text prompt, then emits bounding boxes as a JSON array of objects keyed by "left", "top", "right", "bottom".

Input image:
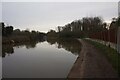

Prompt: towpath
[{"left": 68, "top": 39, "right": 118, "bottom": 78}]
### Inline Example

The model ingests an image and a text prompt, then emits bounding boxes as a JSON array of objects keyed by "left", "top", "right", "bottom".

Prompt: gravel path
[{"left": 68, "top": 39, "right": 118, "bottom": 78}]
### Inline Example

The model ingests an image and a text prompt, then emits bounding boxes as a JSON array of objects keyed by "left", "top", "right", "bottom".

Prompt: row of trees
[
  {"left": 47, "top": 16, "right": 119, "bottom": 38},
  {"left": 1, "top": 22, "right": 46, "bottom": 44},
  {"left": 2, "top": 23, "right": 13, "bottom": 36}
]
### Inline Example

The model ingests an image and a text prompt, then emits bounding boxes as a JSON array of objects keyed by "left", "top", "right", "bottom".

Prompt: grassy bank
[{"left": 84, "top": 39, "right": 120, "bottom": 76}]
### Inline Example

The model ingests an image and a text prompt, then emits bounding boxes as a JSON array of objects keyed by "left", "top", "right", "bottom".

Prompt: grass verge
[{"left": 84, "top": 39, "right": 120, "bottom": 77}]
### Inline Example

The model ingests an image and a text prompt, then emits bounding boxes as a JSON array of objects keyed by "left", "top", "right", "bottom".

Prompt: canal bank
[{"left": 67, "top": 39, "right": 118, "bottom": 78}]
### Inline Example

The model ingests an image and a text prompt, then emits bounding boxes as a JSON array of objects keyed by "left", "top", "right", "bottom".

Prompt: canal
[{"left": 2, "top": 39, "right": 81, "bottom": 78}]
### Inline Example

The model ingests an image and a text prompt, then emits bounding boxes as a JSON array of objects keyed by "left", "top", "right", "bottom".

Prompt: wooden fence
[
  {"left": 89, "top": 28, "right": 119, "bottom": 52},
  {"left": 89, "top": 28, "right": 117, "bottom": 44}
]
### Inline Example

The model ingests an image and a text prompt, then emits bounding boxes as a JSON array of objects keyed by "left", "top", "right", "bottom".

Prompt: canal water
[{"left": 2, "top": 39, "right": 81, "bottom": 78}]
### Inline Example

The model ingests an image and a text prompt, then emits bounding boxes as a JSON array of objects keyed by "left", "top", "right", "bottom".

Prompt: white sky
[
  {"left": 1, "top": 0, "right": 120, "bottom": 2},
  {"left": 1, "top": 1, "right": 119, "bottom": 33}
]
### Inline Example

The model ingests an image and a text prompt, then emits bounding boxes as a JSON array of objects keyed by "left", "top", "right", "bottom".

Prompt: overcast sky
[{"left": 2, "top": 2, "right": 118, "bottom": 33}]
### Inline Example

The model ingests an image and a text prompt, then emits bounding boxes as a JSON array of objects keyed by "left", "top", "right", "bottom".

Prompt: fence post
[
  {"left": 117, "top": 27, "right": 120, "bottom": 53},
  {"left": 108, "top": 28, "right": 110, "bottom": 47}
]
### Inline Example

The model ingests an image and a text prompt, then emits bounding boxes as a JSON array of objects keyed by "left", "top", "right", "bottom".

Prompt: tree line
[
  {"left": 47, "top": 16, "right": 119, "bottom": 38},
  {"left": 1, "top": 22, "right": 46, "bottom": 44}
]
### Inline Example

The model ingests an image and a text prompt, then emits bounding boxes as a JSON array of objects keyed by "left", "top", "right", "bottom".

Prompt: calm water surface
[{"left": 2, "top": 39, "right": 81, "bottom": 78}]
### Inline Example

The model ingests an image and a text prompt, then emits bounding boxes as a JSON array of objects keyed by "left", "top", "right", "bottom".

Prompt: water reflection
[
  {"left": 47, "top": 38, "right": 81, "bottom": 55},
  {"left": 2, "top": 45, "right": 14, "bottom": 58},
  {"left": 2, "top": 38, "right": 81, "bottom": 57},
  {"left": 2, "top": 39, "right": 45, "bottom": 58},
  {"left": 2, "top": 38, "right": 81, "bottom": 78}
]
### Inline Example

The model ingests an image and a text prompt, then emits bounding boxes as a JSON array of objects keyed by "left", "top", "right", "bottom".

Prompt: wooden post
[
  {"left": 117, "top": 27, "right": 120, "bottom": 53},
  {"left": 108, "top": 28, "right": 110, "bottom": 47}
]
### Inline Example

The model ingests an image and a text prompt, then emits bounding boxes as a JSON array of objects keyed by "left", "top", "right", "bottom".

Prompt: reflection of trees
[
  {"left": 47, "top": 38, "right": 56, "bottom": 45},
  {"left": 47, "top": 38, "right": 82, "bottom": 55},
  {"left": 2, "top": 39, "right": 46, "bottom": 58},
  {"left": 2, "top": 45, "right": 14, "bottom": 58},
  {"left": 12, "top": 41, "right": 38, "bottom": 49},
  {"left": 57, "top": 39, "right": 82, "bottom": 55},
  {"left": 25, "top": 41, "right": 38, "bottom": 49}
]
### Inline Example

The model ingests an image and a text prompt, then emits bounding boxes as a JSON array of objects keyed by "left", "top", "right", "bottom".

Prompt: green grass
[{"left": 84, "top": 39, "right": 120, "bottom": 76}]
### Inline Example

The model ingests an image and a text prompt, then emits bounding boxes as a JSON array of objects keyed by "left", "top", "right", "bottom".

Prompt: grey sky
[
  {"left": 2, "top": 2, "right": 118, "bottom": 33},
  {"left": 1, "top": 0, "right": 120, "bottom": 2}
]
